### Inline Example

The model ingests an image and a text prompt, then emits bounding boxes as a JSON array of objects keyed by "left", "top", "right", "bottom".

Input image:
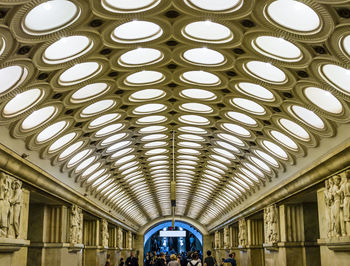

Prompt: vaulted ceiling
[{"left": 0, "top": 0, "right": 350, "bottom": 229}]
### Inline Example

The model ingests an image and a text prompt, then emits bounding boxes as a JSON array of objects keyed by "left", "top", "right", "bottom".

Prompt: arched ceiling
[{"left": 0, "top": 0, "right": 350, "bottom": 229}]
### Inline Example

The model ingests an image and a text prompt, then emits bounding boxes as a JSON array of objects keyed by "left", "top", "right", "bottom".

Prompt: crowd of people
[{"left": 144, "top": 250, "right": 236, "bottom": 266}]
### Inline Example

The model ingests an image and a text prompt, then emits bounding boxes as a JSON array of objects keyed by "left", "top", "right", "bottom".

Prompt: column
[
  {"left": 27, "top": 204, "right": 83, "bottom": 266},
  {"left": 238, "top": 217, "right": 264, "bottom": 266},
  {"left": 229, "top": 224, "right": 240, "bottom": 264},
  {"left": 0, "top": 173, "right": 30, "bottom": 266},
  {"left": 317, "top": 170, "right": 350, "bottom": 265},
  {"left": 108, "top": 226, "right": 121, "bottom": 266},
  {"left": 83, "top": 218, "right": 108, "bottom": 266},
  {"left": 264, "top": 203, "right": 320, "bottom": 266}
]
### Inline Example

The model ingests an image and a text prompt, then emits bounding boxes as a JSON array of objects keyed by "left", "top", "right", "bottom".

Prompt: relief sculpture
[
  {"left": 0, "top": 172, "right": 22, "bottom": 239},
  {"left": 264, "top": 204, "right": 279, "bottom": 244},
  {"left": 324, "top": 170, "right": 350, "bottom": 238},
  {"left": 70, "top": 204, "right": 83, "bottom": 244},
  {"left": 101, "top": 219, "right": 109, "bottom": 247},
  {"left": 238, "top": 218, "right": 247, "bottom": 248}
]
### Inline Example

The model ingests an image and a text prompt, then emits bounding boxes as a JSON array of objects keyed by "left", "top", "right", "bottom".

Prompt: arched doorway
[{"left": 144, "top": 220, "right": 203, "bottom": 256}]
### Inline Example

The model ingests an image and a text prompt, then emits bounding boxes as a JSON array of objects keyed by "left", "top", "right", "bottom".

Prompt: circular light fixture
[
  {"left": 341, "top": 35, "right": 350, "bottom": 57},
  {"left": 235, "top": 82, "right": 274, "bottom": 101},
  {"left": 289, "top": 105, "right": 324, "bottom": 129},
  {"left": 178, "top": 126, "right": 207, "bottom": 134},
  {"left": 36, "top": 120, "right": 68, "bottom": 143},
  {"left": 304, "top": 87, "right": 342, "bottom": 114},
  {"left": 266, "top": 0, "right": 320, "bottom": 32},
  {"left": 133, "top": 103, "right": 167, "bottom": 115},
  {"left": 226, "top": 111, "right": 257, "bottom": 126},
  {"left": 178, "top": 114, "right": 210, "bottom": 125},
  {"left": 43, "top": 35, "right": 93, "bottom": 64},
  {"left": 262, "top": 140, "right": 288, "bottom": 159},
  {"left": 279, "top": 118, "right": 310, "bottom": 141},
  {"left": 180, "top": 88, "right": 217, "bottom": 101},
  {"left": 0, "top": 65, "right": 28, "bottom": 95},
  {"left": 129, "top": 89, "right": 165, "bottom": 102},
  {"left": 88, "top": 113, "right": 120, "bottom": 128},
  {"left": 139, "top": 125, "right": 167, "bottom": 134},
  {"left": 182, "top": 21, "right": 233, "bottom": 43},
  {"left": 3, "top": 88, "right": 44, "bottom": 117},
  {"left": 245, "top": 61, "right": 286, "bottom": 83},
  {"left": 125, "top": 70, "right": 164, "bottom": 85},
  {"left": 21, "top": 105, "right": 57, "bottom": 130},
  {"left": 59, "top": 140, "right": 84, "bottom": 160},
  {"left": 95, "top": 123, "right": 124, "bottom": 137},
  {"left": 183, "top": 47, "right": 225, "bottom": 66},
  {"left": 119, "top": 48, "right": 163, "bottom": 66},
  {"left": 101, "top": 0, "right": 160, "bottom": 13},
  {"left": 231, "top": 98, "right": 266, "bottom": 115},
  {"left": 181, "top": 70, "right": 220, "bottom": 86},
  {"left": 136, "top": 115, "right": 167, "bottom": 124},
  {"left": 221, "top": 123, "right": 250, "bottom": 137},
  {"left": 252, "top": 36, "right": 302, "bottom": 62},
  {"left": 179, "top": 102, "right": 213, "bottom": 113},
  {"left": 23, "top": 0, "right": 80, "bottom": 35},
  {"left": 101, "top": 133, "right": 128, "bottom": 146},
  {"left": 270, "top": 130, "right": 298, "bottom": 150},
  {"left": 80, "top": 99, "right": 116, "bottom": 117},
  {"left": 254, "top": 149, "right": 279, "bottom": 167},
  {"left": 48, "top": 131, "right": 77, "bottom": 152},
  {"left": 70, "top": 83, "right": 110, "bottom": 104},
  {"left": 59, "top": 62, "right": 102, "bottom": 86},
  {"left": 185, "top": 0, "right": 243, "bottom": 12},
  {"left": 320, "top": 64, "right": 350, "bottom": 95},
  {"left": 111, "top": 20, "right": 163, "bottom": 43},
  {"left": 217, "top": 133, "right": 245, "bottom": 146}
]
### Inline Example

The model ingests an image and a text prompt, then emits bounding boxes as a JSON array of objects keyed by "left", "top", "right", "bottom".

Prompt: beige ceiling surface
[{"left": 0, "top": 0, "right": 350, "bottom": 228}]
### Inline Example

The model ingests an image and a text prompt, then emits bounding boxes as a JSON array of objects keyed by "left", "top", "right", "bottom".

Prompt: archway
[{"left": 144, "top": 220, "right": 203, "bottom": 257}]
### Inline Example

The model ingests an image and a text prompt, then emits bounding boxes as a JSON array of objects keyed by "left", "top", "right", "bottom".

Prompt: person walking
[
  {"left": 204, "top": 251, "right": 217, "bottom": 266},
  {"left": 187, "top": 253, "right": 202, "bottom": 266},
  {"left": 223, "top": 253, "right": 236, "bottom": 266},
  {"left": 168, "top": 254, "right": 180, "bottom": 266}
]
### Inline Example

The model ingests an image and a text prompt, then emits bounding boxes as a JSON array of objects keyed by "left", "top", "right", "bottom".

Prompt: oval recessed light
[
  {"left": 0, "top": 65, "right": 28, "bottom": 96},
  {"left": 245, "top": 61, "right": 286, "bottom": 83},
  {"left": 183, "top": 21, "right": 233, "bottom": 43},
  {"left": 59, "top": 62, "right": 101, "bottom": 86},
  {"left": 304, "top": 87, "right": 343, "bottom": 114},
  {"left": 21, "top": 106, "right": 57, "bottom": 130},
  {"left": 181, "top": 70, "right": 220, "bottom": 86},
  {"left": 183, "top": 47, "right": 225, "bottom": 66},
  {"left": 119, "top": 48, "right": 162, "bottom": 66},
  {"left": 320, "top": 64, "right": 350, "bottom": 96},
  {"left": 125, "top": 70, "right": 164, "bottom": 85}
]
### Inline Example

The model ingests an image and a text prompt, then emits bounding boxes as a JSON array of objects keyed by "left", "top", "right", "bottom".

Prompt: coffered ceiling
[{"left": 0, "top": 0, "right": 350, "bottom": 229}]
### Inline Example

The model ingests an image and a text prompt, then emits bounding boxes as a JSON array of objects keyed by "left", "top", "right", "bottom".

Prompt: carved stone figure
[
  {"left": 324, "top": 179, "right": 333, "bottom": 237},
  {"left": 238, "top": 219, "right": 247, "bottom": 248},
  {"left": 9, "top": 180, "right": 22, "bottom": 238},
  {"left": 331, "top": 175, "right": 342, "bottom": 237},
  {"left": 214, "top": 231, "right": 219, "bottom": 249},
  {"left": 70, "top": 205, "right": 83, "bottom": 244},
  {"left": 0, "top": 172, "right": 23, "bottom": 239},
  {"left": 101, "top": 219, "right": 109, "bottom": 247},
  {"left": 128, "top": 231, "right": 132, "bottom": 249},
  {"left": 118, "top": 227, "right": 123, "bottom": 249},
  {"left": 223, "top": 226, "right": 229, "bottom": 248},
  {"left": 344, "top": 171, "right": 350, "bottom": 235},
  {"left": 264, "top": 205, "right": 279, "bottom": 244}
]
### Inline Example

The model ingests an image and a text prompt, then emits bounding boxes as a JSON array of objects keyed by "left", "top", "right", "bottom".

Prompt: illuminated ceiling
[{"left": 0, "top": 0, "right": 350, "bottom": 228}]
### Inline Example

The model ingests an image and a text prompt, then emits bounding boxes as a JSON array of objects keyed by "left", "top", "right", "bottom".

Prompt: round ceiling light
[
  {"left": 182, "top": 21, "right": 233, "bottom": 43},
  {"left": 255, "top": 149, "right": 279, "bottom": 167},
  {"left": 43, "top": 35, "right": 93, "bottom": 64},
  {"left": 125, "top": 70, "right": 164, "bottom": 85},
  {"left": 180, "top": 88, "right": 217, "bottom": 101},
  {"left": 3, "top": 88, "right": 44, "bottom": 117},
  {"left": 320, "top": 64, "right": 350, "bottom": 95},
  {"left": 290, "top": 105, "right": 325, "bottom": 129},
  {"left": 245, "top": 61, "right": 287, "bottom": 83},
  {"left": 95, "top": 123, "right": 124, "bottom": 137},
  {"left": 231, "top": 98, "right": 266, "bottom": 115},
  {"left": 59, "top": 140, "right": 84, "bottom": 160},
  {"left": 179, "top": 102, "right": 213, "bottom": 113},
  {"left": 252, "top": 36, "right": 302, "bottom": 62},
  {"left": 112, "top": 20, "right": 163, "bottom": 43},
  {"left": 48, "top": 131, "right": 77, "bottom": 152},
  {"left": 341, "top": 35, "right": 350, "bottom": 57},
  {"left": 178, "top": 114, "right": 210, "bottom": 125},
  {"left": 181, "top": 70, "right": 220, "bottom": 85},
  {"left": 270, "top": 130, "right": 298, "bottom": 150},
  {"left": 59, "top": 62, "right": 102, "bottom": 86},
  {"left": 183, "top": 47, "right": 225, "bottom": 66},
  {"left": 235, "top": 82, "right": 274, "bottom": 101},
  {"left": 278, "top": 118, "right": 310, "bottom": 141},
  {"left": 21, "top": 106, "right": 57, "bottom": 130},
  {"left": 129, "top": 89, "right": 165, "bottom": 102},
  {"left": 80, "top": 99, "right": 116, "bottom": 117},
  {"left": 101, "top": 0, "right": 160, "bottom": 13},
  {"left": 136, "top": 115, "right": 167, "bottom": 124},
  {"left": 0, "top": 66, "right": 28, "bottom": 96},
  {"left": 70, "top": 83, "right": 109, "bottom": 104},
  {"left": 23, "top": 0, "right": 80, "bottom": 35},
  {"left": 217, "top": 133, "right": 245, "bottom": 146},
  {"left": 221, "top": 123, "right": 250, "bottom": 137},
  {"left": 304, "top": 87, "right": 343, "bottom": 114},
  {"left": 36, "top": 120, "right": 68, "bottom": 143},
  {"left": 266, "top": 0, "right": 320, "bottom": 32},
  {"left": 185, "top": 0, "right": 243, "bottom": 12},
  {"left": 119, "top": 48, "right": 163, "bottom": 66},
  {"left": 101, "top": 133, "right": 128, "bottom": 146},
  {"left": 226, "top": 111, "right": 257, "bottom": 126},
  {"left": 133, "top": 103, "right": 167, "bottom": 115},
  {"left": 262, "top": 140, "right": 288, "bottom": 159},
  {"left": 139, "top": 125, "right": 167, "bottom": 134},
  {"left": 178, "top": 126, "right": 207, "bottom": 134},
  {"left": 88, "top": 113, "right": 120, "bottom": 128}
]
